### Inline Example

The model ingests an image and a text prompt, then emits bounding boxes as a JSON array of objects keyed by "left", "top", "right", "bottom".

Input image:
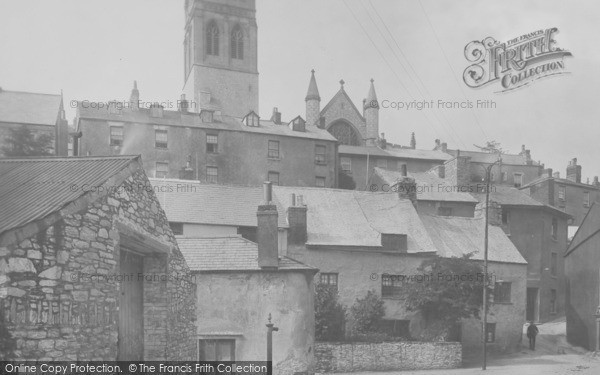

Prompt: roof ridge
[
  {"left": 0, "top": 90, "right": 61, "bottom": 97},
  {"left": 0, "top": 155, "right": 138, "bottom": 162}
]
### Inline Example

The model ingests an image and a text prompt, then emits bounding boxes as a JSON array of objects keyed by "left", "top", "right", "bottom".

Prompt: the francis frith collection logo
[{"left": 463, "top": 27, "right": 572, "bottom": 92}]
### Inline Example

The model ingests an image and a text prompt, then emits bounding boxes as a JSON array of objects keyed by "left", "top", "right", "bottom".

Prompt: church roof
[
  {"left": 320, "top": 85, "right": 365, "bottom": 122},
  {"left": 0, "top": 89, "right": 62, "bottom": 126},
  {"left": 305, "top": 70, "right": 321, "bottom": 101}
]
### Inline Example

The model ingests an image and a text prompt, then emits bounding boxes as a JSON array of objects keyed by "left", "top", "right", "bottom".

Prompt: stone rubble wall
[
  {"left": 315, "top": 341, "right": 462, "bottom": 373},
  {"left": 0, "top": 167, "right": 196, "bottom": 360}
]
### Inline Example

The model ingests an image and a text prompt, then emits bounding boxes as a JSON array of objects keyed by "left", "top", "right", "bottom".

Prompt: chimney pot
[
  {"left": 594, "top": 176, "right": 599, "bottom": 187},
  {"left": 257, "top": 183, "right": 278, "bottom": 269},
  {"left": 441, "top": 142, "right": 448, "bottom": 153},
  {"left": 263, "top": 181, "right": 273, "bottom": 204}
]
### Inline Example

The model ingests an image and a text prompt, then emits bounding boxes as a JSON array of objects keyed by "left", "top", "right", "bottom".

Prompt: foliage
[
  {"left": 348, "top": 290, "right": 386, "bottom": 334},
  {"left": 473, "top": 140, "right": 503, "bottom": 154},
  {"left": 315, "top": 283, "right": 346, "bottom": 341},
  {"left": 1, "top": 126, "right": 54, "bottom": 157},
  {"left": 404, "top": 255, "right": 485, "bottom": 341},
  {"left": 338, "top": 171, "right": 356, "bottom": 190},
  {"left": 0, "top": 310, "right": 16, "bottom": 360}
]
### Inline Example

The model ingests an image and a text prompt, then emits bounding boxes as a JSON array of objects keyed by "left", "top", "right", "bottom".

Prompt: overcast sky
[{"left": 1, "top": 0, "right": 598, "bottom": 180}]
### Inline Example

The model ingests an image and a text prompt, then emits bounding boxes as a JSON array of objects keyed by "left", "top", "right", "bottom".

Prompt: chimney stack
[
  {"left": 546, "top": 168, "right": 553, "bottom": 178},
  {"left": 178, "top": 94, "right": 189, "bottom": 113},
  {"left": 271, "top": 107, "right": 282, "bottom": 124},
  {"left": 257, "top": 182, "right": 279, "bottom": 269},
  {"left": 441, "top": 142, "right": 448, "bottom": 153},
  {"left": 287, "top": 194, "right": 308, "bottom": 245},
  {"left": 566, "top": 158, "right": 582, "bottom": 183},
  {"left": 130, "top": 81, "right": 139, "bottom": 110},
  {"left": 594, "top": 176, "right": 599, "bottom": 187},
  {"left": 395, "top": 176, "right": 417, "bottom": 209},
  {"left": 553, "top": 171, "right": 560, "bottom": 179}
]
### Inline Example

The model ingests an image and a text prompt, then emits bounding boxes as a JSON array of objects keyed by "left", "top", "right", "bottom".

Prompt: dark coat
[{"left": 527, "top": 324, "right": 539, "bottom": 338}]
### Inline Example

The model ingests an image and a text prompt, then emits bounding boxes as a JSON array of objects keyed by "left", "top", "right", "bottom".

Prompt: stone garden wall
[
  {"left": 315, "top": 341, "right": 462, "bottom": 373},
  {"left": 0, "top": 165, "right": 196, "bottom": 360}
]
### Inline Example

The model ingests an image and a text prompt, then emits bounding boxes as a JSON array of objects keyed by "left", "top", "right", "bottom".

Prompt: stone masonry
[{"left": 0, "top": 165, "right": 196, "bottom": 360}]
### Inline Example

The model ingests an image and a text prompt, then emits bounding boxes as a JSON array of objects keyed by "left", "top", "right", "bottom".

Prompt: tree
[
  {"left": 348, "top": 290, "right": 385, "bottom": 334},
  {"left": 404, "top": 255, "right": 485, "bottom": 341},
  {"left": 338, "top": 171, "right": 356, "bottom": 190},
  {"left": 1, "top": 125, "right": 54, "bottom": 157},
  {"left": 315, "top": 283, "right": 346, "bottom": 341}
]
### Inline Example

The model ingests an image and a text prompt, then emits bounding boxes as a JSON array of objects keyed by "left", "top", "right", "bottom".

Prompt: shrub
[
  {"left": 315, "top": 283, "right": 346, "bottom": 341},
  {"left": 348, "top": 290, "right": 385, "bottom": 335}
]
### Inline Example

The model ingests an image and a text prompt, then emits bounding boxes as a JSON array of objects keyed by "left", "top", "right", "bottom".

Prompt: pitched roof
[
  {"left": 566, "top": 202, "right": 600, "bottom": 256},
  {"left": 177, "top": 236, "right": 316, "bottom": 272},
  {"left": 446, "top": 149, "right": 540, "bottom": 166},
  {"left": 522, "top": 175, "right": 600, "bottom": 191},
  {"left": 0, "top": 156, "right": 138, "bottom": 236},
  {"left": 77, "top": 105, "right": 337, "bottom": 142},
  {"left": 150, "top": 179, "right": 288, "bottom": 228},
  {"left": 320, "top": 87, "right": 365, "bottom": 122},
  {"left": 0, "top": 90, "right": 62, "bottom": 126},
  {"left": 473, "top": 185, "right": 570, "bottom": 217},
  {"left": 339, "top": 145, "right": 452, "bottom": 161},
  {"left": 150, "top": 179, "right": 436, "bottom": 252},
  {"left": 373, "top": 167, "right": 478, "bottom": 203},
  {"left": 420, "top": 215, "right": 527, "bottom": 264}
]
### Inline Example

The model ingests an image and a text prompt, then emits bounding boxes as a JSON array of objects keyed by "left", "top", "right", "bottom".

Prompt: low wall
[{"left": 315, "top": 341, "right": 462, "bottom": 373}]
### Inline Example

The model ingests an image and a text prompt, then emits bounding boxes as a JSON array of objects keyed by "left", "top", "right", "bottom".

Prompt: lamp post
[
  {"left": 481, "top": 156, "right": 501, "bottom": 370},
  {"left": 266, "top": 313, "right": 279, "bottom": 375}
]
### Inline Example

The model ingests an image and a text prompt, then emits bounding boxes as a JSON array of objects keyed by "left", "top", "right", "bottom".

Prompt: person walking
[{"left": 527, "top": 321, "right": 539, "bottom": 350}]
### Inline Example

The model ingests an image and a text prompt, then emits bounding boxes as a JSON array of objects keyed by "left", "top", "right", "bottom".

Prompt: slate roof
[
  {"left": 473, "top": 185, "right": 570, "bottom": 217},
  {"left": 339, "top": 145, "right": 451, "bottom": 161},
  {"left": 77, "top": 104, "right": 337, "bottom": 142},
  {"left": 446, "top": 149, "right": 540, "bottom": 166},
  {"left": 0, "top": 90, "right": 62, "bottom": 126},
  {"left": 150, "top": 179, "right": 436, "bottom": 252},
  {"left": 373, "top": 167, "right": 478, "bottom": 203},
  {"left": 177, "top": 236, "right": 316, "bottom": 272},
  {"left": 150, "top": 179, "right": 288, "bottom": 228},
  {"left": 0, "top": 156, "right": 138, "bottom": 236},
  {"left": 521, "top": 175, "right": 600, "bottom": 190},
  {"left": 420, "top": 215, "right": 527, "bottom": 264},
  {"left": 566, "top": 202, "right": 600, "bottom": 256}
]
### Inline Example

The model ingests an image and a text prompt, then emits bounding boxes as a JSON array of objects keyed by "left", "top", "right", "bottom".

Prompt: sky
[{"left": 0, "top": 0, "right": 599, "bottom": 180}]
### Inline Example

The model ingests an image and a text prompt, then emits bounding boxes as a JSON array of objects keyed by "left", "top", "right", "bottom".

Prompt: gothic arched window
[
  {"left": 206, "top": 21, "right": 219, "bottom": 56},
  {"left": 231, "top": 25, "right": 244, "bottom": 60},
  {"left": 328, "top": 121, "right": 361, "bottom": 146}
]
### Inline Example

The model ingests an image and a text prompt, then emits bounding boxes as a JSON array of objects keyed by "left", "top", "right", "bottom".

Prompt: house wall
[
  {"left": 500, "top": 206, "right": 567, "bottom": 322},
  {"left": 78, "top": 118, "right": 337, "bottom": 188},
  {"left": 0, "top": 167, "right": 196, "bottom": 360},
  {"left": 470, "top": 163, "right": 541, "bottom": 188},
  {"left": 194, "top": 271, "right": 315, "bottom": 375},
  {"left": 460, "top": 262, "right": 527, "bottom": 353},
  {"left": 565, "top": 234, "right": 600, "bottom": 350}
]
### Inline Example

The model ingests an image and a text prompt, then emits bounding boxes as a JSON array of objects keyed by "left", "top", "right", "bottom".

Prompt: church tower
[{"left": 182, "top": 0, "right": 259, "bottom": 118}]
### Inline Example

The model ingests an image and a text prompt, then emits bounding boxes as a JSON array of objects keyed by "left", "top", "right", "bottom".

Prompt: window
[
  {"left": 502, "top": 210, "right": 510, "bottom": 225},
  {"left": 486, "top": 323, "right": 496, "bottom": 343},
  {"left": 437, "top": 207, "right": 452, "bottom": 216},
  {"left": 584, "top": 191, "right": 590, "bottom": 207},
  {"left": 206, "top": 134, "right": 218, "bottom": 153},
  {"left": 382, "top": 274, "right": 403, "bottom": 299},
  {"left": 551, "top": 253, "right": 557, "bottom": 276},
  {"left": 268, "top": 171, "right": 279, "bottom": 185},
  {"left": 379, "top": 320, "right": 410, "bottom": 338},
  {"left": 110, "top": 126, "right": 123, "bottom": 146},
  {"left": 268, "top": 140, "right": 280, "bottom": 159},
  {"left": 316, "top": 176, "right": 326, "bottom": 187},
  {"left": 206, "top": 21, "right": 219, "bottom": 56},
  {"left": 551, "top": 218, "right": 558, "bottom": 240},
  {"left": 320, "top": 273, "right": 338, "bottom": 291},
  {"left": 341, "top": 157, "right": 352, "bottom": 172},
  {"left": 155, "top": 162, "right": 169, "bottom": 178},
  {"left": 155, "top": 129, "right": 168, "bottom": 148},
  {"left": 513, "top": 173, "right": 523, "bottom": 188},
  {"left": 558, "top": 185, "right": 566, "bottom": 201},
  {"left": 169, "top": 222, "right": 184, "bottom": 235},
  {"left": 550, "top": 289, "right": 557, "bottom": 313},
  {"left": 377, "top": 158, "right": 387, "bottom": 169},
  {"left": 493, "top": 282, "right": 511, "bottom": 303},
  {"left": 231, "top": 25, "right": 244, "bottom": 60},
  {"left": 206, "top": 166, "right": 218, "bottom": 183},
  {"left": 244, "top": 112, "right": 260, "bottom": 127},
  {"left": 315, "top": 145, "right": 326, "bottom": 164},
  {"left": 199, "top": 339, "right": 234, "bottom": 361}
]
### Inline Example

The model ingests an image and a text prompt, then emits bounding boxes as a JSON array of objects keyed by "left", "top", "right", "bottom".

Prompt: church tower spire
[
  {"left": 305, "top": 69, "right": 321, "bottom": 127},
  {"left": 182, "top": 0, "right": 259, "bottom": 117},
  {"left": 364, "top": 79, "right": 379, "bottom": 146}
]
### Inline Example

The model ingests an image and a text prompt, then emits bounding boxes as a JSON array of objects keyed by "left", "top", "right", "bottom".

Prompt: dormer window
[
  {"left": 381, "top": 233, "right": 408, "bottom": 252},
  {"left": 289, "top": 116, "right": 306, "bottom": 132},
  {"left": 243, "top": 111, "right": 260, "bottom": 127},
  {"left": 200, "top": 109, "right": 214, "bottom": 123}
]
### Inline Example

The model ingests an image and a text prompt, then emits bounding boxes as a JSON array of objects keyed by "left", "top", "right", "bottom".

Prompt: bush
[
  {"left": 348, "top": 290, "right": 385, "bottom": 335},
  {"left": 315, "top": 283, "right": 346, "bottom": 341}
]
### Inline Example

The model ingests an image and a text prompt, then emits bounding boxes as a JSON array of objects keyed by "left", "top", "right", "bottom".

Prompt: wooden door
[{"left": 118, "top": 250, "right": 144, "bottom": 360}]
